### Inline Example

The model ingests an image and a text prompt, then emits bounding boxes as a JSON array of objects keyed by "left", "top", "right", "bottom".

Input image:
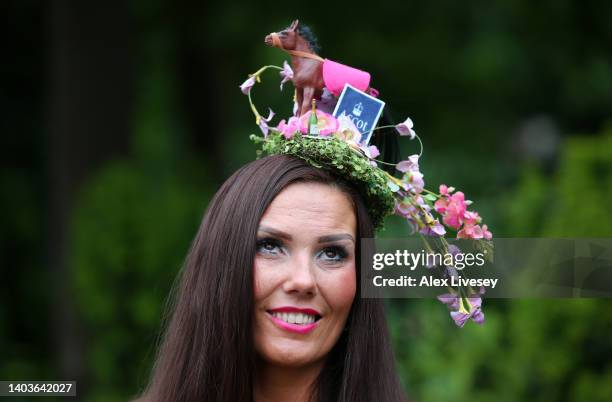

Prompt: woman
[{"left": 137, "top": 154, "right": 406, "bottom": 402}]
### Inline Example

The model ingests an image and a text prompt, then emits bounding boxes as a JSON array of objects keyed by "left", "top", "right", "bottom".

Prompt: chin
[{"left": 259, "top": 341, "right": 325, "bottom": 368}]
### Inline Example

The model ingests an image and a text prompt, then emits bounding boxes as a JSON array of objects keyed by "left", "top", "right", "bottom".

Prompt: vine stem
[
  {"left": 371, "top": 158, "right": 399, "bottom": 167},
  {"left": 421, "top": 188, "right": 440, "bottom": 197},
  {"left": 250, "top": 65, "right": 283, "bottom": 78},
  {"left": 246, "top": 65, "right": 283, "bottom": 123},
  {"left": 367, "top": 124, "right": 424, "bottom": 158},
  {"left": 247, "top": 89, "right": 259, "bottom": 122}
]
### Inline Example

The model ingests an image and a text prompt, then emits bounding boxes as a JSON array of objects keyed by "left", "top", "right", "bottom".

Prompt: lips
[{"left": 266, "top": 306, "right": 322, "bottom": 334}]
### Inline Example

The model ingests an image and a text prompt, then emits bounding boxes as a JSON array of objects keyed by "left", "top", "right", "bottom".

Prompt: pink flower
[
  {"left": 443, "top": 212, "right": 464, "bottom": 231},
  {"left": 434, "top": 197, "right": 448, "bottom": 214},
  {"left": 276, "top": 116, "right": 300, "bottom": 139},
  {"left": 439, "top": 192, "right": 467, "bottom": 230},
  {"left": 482, "top": 224, "right": 493, "bottom": 240},
  {"left": 463, "top": 210, "right": 481, "bottom": 225},
  {"left": 240, "top": 76, "right": 256, "bottom": 95},
  {"left": 279, "top": 61, "right": 293, "bottom": 91},
  {"left": 434, "top": 186, "right": 492, "bottom": 239},
  {"left": 299, "top": 110, "right": 339, "bottom": 136},
  {"left": 457, "top": 222, "right": 484, "bottom": 239},
  {"left": 439, "top": 184, "right": 455, "bottom": 196},
  {"left": 395, "top": 117, "right": 416, "bottom": 139}
]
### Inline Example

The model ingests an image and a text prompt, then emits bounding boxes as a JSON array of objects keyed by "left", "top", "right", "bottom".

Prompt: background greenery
[{"left": 1, "top": 0, "right": 611, "bottom": 401}]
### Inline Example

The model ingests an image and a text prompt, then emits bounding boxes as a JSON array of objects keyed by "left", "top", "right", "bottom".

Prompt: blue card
[{"left": 332, "top": 84, "right": 385, "bottom": 146}]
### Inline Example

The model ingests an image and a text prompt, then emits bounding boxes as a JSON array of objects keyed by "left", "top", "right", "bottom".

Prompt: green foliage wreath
[{"left": 251, "top": 131, "right": 396, "bottom": 230}]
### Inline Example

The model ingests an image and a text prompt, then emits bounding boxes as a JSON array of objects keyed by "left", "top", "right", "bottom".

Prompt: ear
[{"left": 290, "top": 19, "right": 299, "bottom": 31}]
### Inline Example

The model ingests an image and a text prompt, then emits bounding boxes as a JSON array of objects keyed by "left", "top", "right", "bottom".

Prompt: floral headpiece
[{"left": 240, "top": 20, "right": 493, "bottom": 327}]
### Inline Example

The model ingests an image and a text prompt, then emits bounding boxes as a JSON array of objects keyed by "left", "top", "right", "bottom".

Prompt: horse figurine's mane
[{"left": 295, "top": 24, "right": 320, "bottom": 54}]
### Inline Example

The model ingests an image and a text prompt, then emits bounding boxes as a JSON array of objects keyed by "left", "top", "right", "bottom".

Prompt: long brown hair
[{"left": 138, "top": 154, "right": 405, "bottom": 402}]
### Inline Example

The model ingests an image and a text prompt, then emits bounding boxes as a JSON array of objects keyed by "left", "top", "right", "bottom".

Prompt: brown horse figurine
[{"left": 264, "top": 20, "right": 325, "bottom": 117}]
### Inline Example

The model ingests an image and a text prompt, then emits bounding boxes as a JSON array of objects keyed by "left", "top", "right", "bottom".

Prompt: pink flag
[{"left": 322, "top": 59, "right": 371, "bottom": 97}]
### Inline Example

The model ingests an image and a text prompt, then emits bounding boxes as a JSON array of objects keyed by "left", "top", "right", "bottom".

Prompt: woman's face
[{"left": 253, "top": 181, "right": 357, "bottom": 369}]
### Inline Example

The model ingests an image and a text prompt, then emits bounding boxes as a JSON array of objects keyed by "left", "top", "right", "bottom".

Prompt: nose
[
  {"left": 264, "top": 34, "right": 273, "bottom": 46},
  {"left": 282, "top": 252, "right": 317, "bottom": 296}
]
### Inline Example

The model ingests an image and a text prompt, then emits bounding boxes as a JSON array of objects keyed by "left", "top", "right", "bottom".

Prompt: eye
[
  {"left": 256, "top": 238, "right": 283, "bottom": 256},
  {"left": 317, "top": 246, "right": 348, "bottom": 264}
]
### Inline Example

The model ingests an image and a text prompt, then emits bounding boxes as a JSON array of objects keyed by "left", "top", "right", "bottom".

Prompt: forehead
[{"left": 259, "top": 182, "right": 356, "bottom": 237}]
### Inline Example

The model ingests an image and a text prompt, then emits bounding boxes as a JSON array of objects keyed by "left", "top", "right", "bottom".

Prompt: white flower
[
  {"left": 240, "top": 76, "right": 256, "bottom": 95},
  {"left": 396, "top": 117, "right": 416, "bottom": 139},
  {"left": 258, "top": 108, "right": 275, "bottom": 136},
  {"left": 396, "top": 154, "right": 420, "bottom": 173},
  {"left": 279, "top": 61, "right": 293, "bottom": 91}
]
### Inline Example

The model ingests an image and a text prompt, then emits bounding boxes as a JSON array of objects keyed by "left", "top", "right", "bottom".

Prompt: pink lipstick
[{"left": 267, "top": 306, "right": 322, "bottom": 334}]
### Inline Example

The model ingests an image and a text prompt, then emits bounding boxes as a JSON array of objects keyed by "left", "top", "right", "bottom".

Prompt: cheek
[
  {"left": 253, "top": 258, "right": 285, "bottom": 302},
  {"left": 253, "top": 261, "right": 269, "bottom": 302},
  {"left": 320, "top": 264, "right": 357, "bottom": 314}
]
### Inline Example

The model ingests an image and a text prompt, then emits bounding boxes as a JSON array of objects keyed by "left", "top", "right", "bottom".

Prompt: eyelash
[
  {"left": 255, "top": 238, "right": 349, "bottom": 264},
  {"left": 318, "top": 246, "right": 348, "bottom": 262},
  {"left": 256, "top": 238, "right": 283, "bottom": 255}
]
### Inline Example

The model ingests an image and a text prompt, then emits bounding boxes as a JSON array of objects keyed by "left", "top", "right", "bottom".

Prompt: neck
[
  {"left": 294, "top": 36, "right": 314, "bottom": 54},
  {"left": 290, "top": 37, "right": 317, "bottom": 69},
  {"left": 254, "top": 359, "right": 324, "bottom": 402}
]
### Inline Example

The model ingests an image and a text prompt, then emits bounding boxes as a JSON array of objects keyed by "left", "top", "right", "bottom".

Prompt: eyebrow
[
  {"left": 257, "top": 226, "right": 355, "bottom": 244},
  {"left": 258, "top": 226, "right": 292, "bottom": 240},
  {"left": 317, "top": 234, "right": 355, "bottom": 244}
]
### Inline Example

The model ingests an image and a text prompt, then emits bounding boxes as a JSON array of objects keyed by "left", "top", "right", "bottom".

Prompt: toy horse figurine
[{"left": 265, "top": 19, "right": 376, "bottom": 117}]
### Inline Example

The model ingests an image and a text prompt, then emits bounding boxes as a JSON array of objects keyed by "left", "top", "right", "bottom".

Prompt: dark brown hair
[{"left": 138, "top": 154, "right": 405, "bottom": 402}]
